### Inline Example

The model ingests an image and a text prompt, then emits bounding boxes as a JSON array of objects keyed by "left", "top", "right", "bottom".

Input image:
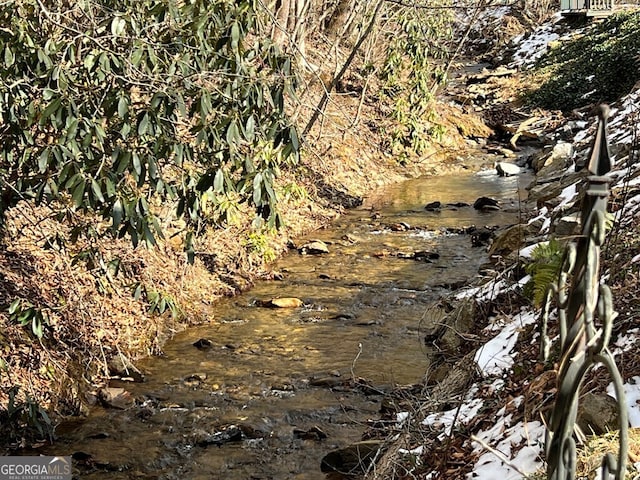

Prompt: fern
[{"left": 524, "top": 239, "right": 565, "bottom": 307}]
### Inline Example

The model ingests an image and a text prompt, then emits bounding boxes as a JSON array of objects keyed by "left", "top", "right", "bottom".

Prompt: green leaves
[
  {"left": 137, "top": 112, "right": 150, "bottom": 136},
  {"left": 8, "top": 299, "right": 49, "bottom": 339},
  {"left": 524, "top": 239, "right": 565, "bottom": 307},
  {"left": 0, "top": 0, "right": 300, "bottom": 258},
  {"left": 111, "top": 16, "right": 127, "bottom": 37},
  {"left": 527, "top": 11, "right": 640, "bottom": 111},
  {"left": 4, "top": 46, "right": 14, "bottom": 67},
  {"left": 112, "top": 199, "right": 124, "bottom": 230},
  {"left": 71, "top": 177, "right": 86, "bottom": 207},
  {"left": 130, "top": 283, "right": 182, "bottom": 319},
  {"left": 40, "top": 98, "right": 62, "bottom": 124},
  {"left": 379, "top": 1, "right": 452, "bottom": 158},
  {"left": 117, "top": 96, "right": 129, "bottom": 118}
]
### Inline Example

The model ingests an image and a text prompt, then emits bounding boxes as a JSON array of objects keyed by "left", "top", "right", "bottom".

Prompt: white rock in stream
[
  {"left": 495, "top": 161, "right": 521, "bottom": 177},
  {"left": 298, "top": 240, "right": 329, "bottom": 254}
]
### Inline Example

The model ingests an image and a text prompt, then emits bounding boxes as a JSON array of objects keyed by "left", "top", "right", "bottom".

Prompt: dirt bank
[{"left": 0, "top": 50, "right": 494, "bottom": 449}]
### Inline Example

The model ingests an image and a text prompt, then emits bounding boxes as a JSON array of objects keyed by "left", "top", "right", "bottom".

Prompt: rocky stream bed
[
  {"left": 36, "top": 151, "right": 540, "bottom": 479},
  {"left": 12, "top": 7, "right": 640, "bottom": 479}
]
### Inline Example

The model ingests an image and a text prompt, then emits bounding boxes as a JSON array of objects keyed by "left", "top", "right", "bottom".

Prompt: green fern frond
[{"left": 524, "top": 239, "right": 565, "bottom": 307}]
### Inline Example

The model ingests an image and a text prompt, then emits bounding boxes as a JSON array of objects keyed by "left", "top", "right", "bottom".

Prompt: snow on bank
[
  {"left": 423, "top": 395, "right": 484, "bottom": 440},
  {"left": 406, "top": 9, "right": 640, "bottom": 480},
  {"left": 455, "top": 295, "right": 546, "bottom": 477},
  {"left": 438, "top": 84, "right": 639, "bottom": 479},
  {"left": 509, "top": 14, "right": 564, "bottom": 68},
  {"left": 606, "top": 328, "right": 640, "bottom": 428},
  {"left": 422, "top": 273, "right": 548, "bottom": 477},
  {"left": 607, "top": 377, "right": 640, "bottom": 427},
  {"left": 471, "top": 414, "right": 545, "bottom": 480},
  {"left": 475, "top": 311, "right": 537, "bottom": 377}
]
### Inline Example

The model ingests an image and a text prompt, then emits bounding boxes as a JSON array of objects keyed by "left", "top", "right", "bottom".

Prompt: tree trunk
[
  {"left": 271, "top": 0, "right": 309, "bottom": 59},
  {"left": 324, "top": 0, "right": 353, "bottom": 37},
  {"left": 272, "top": 0, "right": 291, "bottom": 45},
  {"left": 292, "top": 0, "right": 308, "bottom": 57}
]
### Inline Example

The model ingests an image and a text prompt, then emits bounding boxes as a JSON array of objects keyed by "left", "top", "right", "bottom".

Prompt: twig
[
  {"left": 351, "top": 342, "right": 363, "bottom": 381},
  {"left": 470, "top": 434, "right": 530, "bottom": 477}
]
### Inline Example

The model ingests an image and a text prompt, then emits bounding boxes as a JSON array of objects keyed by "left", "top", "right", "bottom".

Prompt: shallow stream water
[{"left": 45, "top": 158, "right": 531, "bottom": 479}]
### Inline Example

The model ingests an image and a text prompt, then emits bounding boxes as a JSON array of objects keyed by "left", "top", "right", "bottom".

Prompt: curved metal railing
[{"left": 540, "top": 105, "right": 628, "bottom": 480}]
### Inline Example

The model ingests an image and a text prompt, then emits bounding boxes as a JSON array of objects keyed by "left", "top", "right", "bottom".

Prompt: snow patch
[
  {"left": 519, "top": 241, "right": 547, "bottom": 258},
  {"left": 422, "top": 397, "right": 484, "bottom": 440},
  {"left": 475, "top": 311, "right": 538, "bottom": 376},
  {"left": 470, "top": 419, "right": 545, "bottom": 480},
  {"left": 510, "top": 19, "right": 561, "bottom": 68},
  {"left": 555, "top": 183, "right": 579, "bottom": 209},
  {"left": 607, "top": 376, "right": 640, "bottom": 427}
]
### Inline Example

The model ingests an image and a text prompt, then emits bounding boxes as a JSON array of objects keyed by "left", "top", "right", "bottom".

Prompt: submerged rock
[
  {"left": 470, "top": 227, "right": 494, "bottom": 247},
  {"left": 195, "top": 425, "right": 243, "bottom": 447},
  {"left": 310, "top": 374, "right": 345, "bottom": 388},
  {"left": 97, "top": 387, "right": 134, "bottom": 410},
  {"left": 447, "top": 201, "right": 470, "bottom": 208},
  {"left": 425, "top": 201, "right": 442, "bottom": 211},
  {"left": 260, "top": 297, "right": 304, "bottom": 308},
  {"left": 193, "top": 338, "right": 213, "bottom": 350},
  {"left": 389, "top": 222, "right": 411, "bottom": 231},
  {"left": 414, "top": 250, "right": 440, "bottom": 261},
  {"left": 293, "top": 425, "right": 327, "bottom": 441},
  {"left": 183, "top": 373, "right": 207, "bottom": 387},
  {"left": 396, "top": 250, "right": 439, "bottom": 261}
]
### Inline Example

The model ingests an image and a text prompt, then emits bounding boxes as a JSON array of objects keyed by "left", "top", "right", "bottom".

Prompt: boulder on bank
[
  {"left": 531, "top": 142, "right": 574, "bottom": 174},
  {"left": 438, "top": 299, "right": 478, "bottom": 355},
  {"left": 554, "top": 214, "right": 581, "bottom": 236},
  {"left": 108, "top": 355, "right": 145, "bottom": 382},
  {"left": 577, "top": 393, "right": 620, "bottom": 435},
  {"left": 488, "top": 224, "right": 531, "bottom": 257},
  {"left": 528, "top": 172, "right": 583, "bottom": 209},
  {"left": 320, "top": 440, "right": 384, "bottom": 474}
]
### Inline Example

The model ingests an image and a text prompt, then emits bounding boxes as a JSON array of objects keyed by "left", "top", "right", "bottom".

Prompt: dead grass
[
  {"left": 0, "top": 23, "right": 494, "bottom": 449},
  {"left": 577, "top": 428, "right": 640, "bottom": 479}
]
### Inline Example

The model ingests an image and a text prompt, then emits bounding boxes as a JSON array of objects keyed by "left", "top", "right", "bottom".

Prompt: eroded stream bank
[{"left": 43, "top": 155, "right": 533, "bottom": 479}]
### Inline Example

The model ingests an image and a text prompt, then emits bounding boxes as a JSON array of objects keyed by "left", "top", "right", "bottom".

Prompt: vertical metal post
[{"left": 541, "top": 105, "right": 628, "bottom": 480}]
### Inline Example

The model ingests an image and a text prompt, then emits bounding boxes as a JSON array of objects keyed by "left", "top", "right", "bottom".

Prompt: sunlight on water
[{"left": 44, "top": 169, "right": 530, "bottom": 479}]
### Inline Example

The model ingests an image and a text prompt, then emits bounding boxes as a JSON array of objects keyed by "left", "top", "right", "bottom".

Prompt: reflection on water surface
[{"left": 44, "top": 168, "right": 530, "bottom": 479}]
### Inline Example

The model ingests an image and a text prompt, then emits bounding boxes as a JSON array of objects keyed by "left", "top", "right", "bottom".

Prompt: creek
[{"left": 45, "top": 154, "right": 532, "bottom": 479}]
